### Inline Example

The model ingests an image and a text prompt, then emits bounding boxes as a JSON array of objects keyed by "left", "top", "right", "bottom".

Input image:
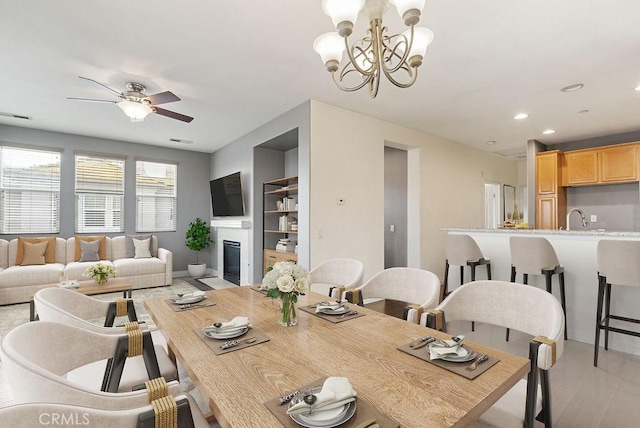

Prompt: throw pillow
[
  {"left": 133, "top": 237, "right": 152, "bottom": 259},
  {"left": 16, "top": 236, "right": 57, "bottom": 265},
  {"left": 21, "top": 241, "right": 48, "bottom": 266},
  {"left": 74, "top": 236, "right": 107, "bottom": 262},
  {"left": 125, "top": 234, "right": 152, "bottom": 258},
  {"left": 79, "top": 239, "right": 100, "bottom": 262}
]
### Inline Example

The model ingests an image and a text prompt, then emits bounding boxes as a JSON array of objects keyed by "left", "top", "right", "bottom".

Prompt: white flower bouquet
[
  {"left": 262, "top": 261, "right": 310, "bottom": 326},
  {"left": 85, "top": 263, "right": 116, "bottom": 284}
]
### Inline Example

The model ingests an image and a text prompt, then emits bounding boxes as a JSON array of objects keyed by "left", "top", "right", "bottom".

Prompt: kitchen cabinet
[
  {"left": 563, "top": 143, "right": 638, "bottom": 186},
  {"left": 535, "top": 151, "right": 566, "bottom": 229}
]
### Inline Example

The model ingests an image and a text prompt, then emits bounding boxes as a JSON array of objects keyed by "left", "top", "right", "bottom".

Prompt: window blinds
[{"left": 136, "top": 160, "right": 177, "bottom": 232}]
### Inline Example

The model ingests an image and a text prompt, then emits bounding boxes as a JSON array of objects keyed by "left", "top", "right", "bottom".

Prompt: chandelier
[{"left": 313, "top": 0, "right": 434, "bottom": 98}]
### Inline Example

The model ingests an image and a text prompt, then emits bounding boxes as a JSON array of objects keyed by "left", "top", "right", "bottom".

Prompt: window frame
[{"left": 135, "top": 159, "right": 177, "bottom": 233}]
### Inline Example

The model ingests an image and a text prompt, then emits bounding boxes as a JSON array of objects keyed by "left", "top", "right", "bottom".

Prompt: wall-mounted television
[{"left": 210, "top": 172, "right": 245, "bottom": 217}]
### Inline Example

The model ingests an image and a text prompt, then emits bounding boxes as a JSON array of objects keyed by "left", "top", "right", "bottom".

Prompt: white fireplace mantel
[{"left": 210, "top": 220, "right": 251, "bottom": 229}]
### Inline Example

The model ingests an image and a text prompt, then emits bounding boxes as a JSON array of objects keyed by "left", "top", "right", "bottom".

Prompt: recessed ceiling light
[
  {"left": 513, "top": 113, "right": 529, "bottom": 120},
  {"left": 485, "top": 140, "right": 496, "bottom": 145},
  {"left": 561, "top": 83, "right": 584, "bottom": 92},
  {"left": 635, "top": 85, "right": 640, "bottom": 91},
  {"left": 542, "top": 129, "right": 556, "bottom": 135}
]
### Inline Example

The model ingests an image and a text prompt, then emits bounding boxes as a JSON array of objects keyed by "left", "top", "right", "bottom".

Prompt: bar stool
[
  {"left": 509, "top": 236, "right": 568, "bottom": 341},
  {"left": 443, "top": 234, "right": 492, "bottom": 298},
  {"left": 594, "top": 240, "right": 640, "bottom": 367}
]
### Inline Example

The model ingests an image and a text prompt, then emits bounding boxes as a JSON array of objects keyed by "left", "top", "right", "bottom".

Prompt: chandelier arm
[
  {"left": 368, "top": 71, "right": 381, "bottom": 98},
  {"left": 380, "top": 27, "right": 414, "bottom": 74},
  {"left": 331, "top": 71, "right": 372, "bottom": 92},
  {"left": 343, "top": 33, "right": 375, "bottom": 77},
  {"left": 382, "top": 65, "right": 419, "bottom": 89}
]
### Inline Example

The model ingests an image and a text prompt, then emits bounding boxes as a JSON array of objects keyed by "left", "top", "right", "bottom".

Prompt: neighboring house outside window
[
  {"left": 0, "top": 145, "right": 61, "bottom": 234},
  {"left": 75, "top": 153, "right": 125, "bottom": 233},
  {"left": 136, "top": 160, "right": 177, "bottom": 232}
]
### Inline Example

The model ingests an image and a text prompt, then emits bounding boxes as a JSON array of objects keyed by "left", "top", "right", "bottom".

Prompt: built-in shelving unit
[{"left": 263, "top": 175, "right": 298, "bottom": 274}]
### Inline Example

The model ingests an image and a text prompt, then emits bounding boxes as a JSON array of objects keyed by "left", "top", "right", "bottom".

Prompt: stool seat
[
  {"left": 594, "top": 240, "right": 640, "bottom": 367},
  {"left": 509, "top": 236, "right": 568, "bottom": 341}
]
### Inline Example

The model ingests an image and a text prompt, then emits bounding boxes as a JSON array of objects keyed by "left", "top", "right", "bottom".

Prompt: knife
[
  {"left": 220, "top": 337, "right": 257, "bottom": 350},
  {"left": 278, "top": 390, "right": 301, "bottom": 405},
  {"left": 409, "top": 336, "right": 436, "bottom": 349}
]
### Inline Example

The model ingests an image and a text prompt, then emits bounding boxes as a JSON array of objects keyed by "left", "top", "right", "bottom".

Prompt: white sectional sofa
[{"left": 0, "top": 235, "right": 172, "bottom": 305}]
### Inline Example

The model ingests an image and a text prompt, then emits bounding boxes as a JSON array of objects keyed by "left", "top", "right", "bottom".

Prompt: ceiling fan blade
[
  {"left": 145, "top": 91, "right": 180, "bottom": 105},
  {"left": 152, "top": 107, "right": 194, "bottom": 123},
  {"left": 67, "top": 97, "right": 117, "bottom": 104},
  {"left": 78, "top": 76, "right": 124, "bottom": 98}
]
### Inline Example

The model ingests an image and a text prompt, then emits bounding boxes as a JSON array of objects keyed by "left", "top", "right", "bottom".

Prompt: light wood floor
[{"left": 1, "top": 312, "right": 639, "bottom": 426}]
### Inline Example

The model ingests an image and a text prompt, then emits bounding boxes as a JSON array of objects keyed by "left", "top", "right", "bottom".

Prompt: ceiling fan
[{"left": 68, "top": 76, "right": 194, "bottom": 123}]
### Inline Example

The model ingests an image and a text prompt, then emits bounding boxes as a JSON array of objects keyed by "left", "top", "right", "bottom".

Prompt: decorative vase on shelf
[{"left": 261, "top": 261, "right": 310, "bottom": 328}]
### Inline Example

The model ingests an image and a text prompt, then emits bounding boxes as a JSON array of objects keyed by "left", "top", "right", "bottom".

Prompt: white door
[{"left": 484, "top": 182, "right": 501, "bottom": 229}]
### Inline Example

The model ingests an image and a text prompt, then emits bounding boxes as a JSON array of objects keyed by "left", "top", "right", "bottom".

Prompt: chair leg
[
  {"left": 459, "top": 266, "right": 464, "bottom": 285},
  {"left": 486, "top": 263, "right": 492, "bottom": 280},
  {"left": 594, "top": 275, "right": 606, "bottom": 367},
  {"left": 559, "top": 272, "right": 568, "bottom": 340},
  {"left": 539, "top": 369, "right": 552, "bottom": 427},
  {"left": 469, "top": 264, "right": 476, "bottom": 331},
  {"left": 443, "top": 260, "right": 450, "bottom": 298},
  {"left": 525, "top": 341, "right": 541, "bottom": 428},
  {"left": 604, "top": 282, "right": 612, "bottom": 351},
  {"left": 507, "top": 267, "right": 516, "bottom": 341}
]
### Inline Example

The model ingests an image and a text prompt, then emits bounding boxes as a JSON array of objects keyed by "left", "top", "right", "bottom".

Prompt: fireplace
[{"left": 223, "top": 240, "right": 241, "bottom": 285}]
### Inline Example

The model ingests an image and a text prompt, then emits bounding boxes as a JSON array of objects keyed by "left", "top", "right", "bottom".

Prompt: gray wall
[
  {"left": 210, "top": 101, "right": 310, "bottom": 283},
  {"left": 384, "top": 146, "right": 407, "bottom": 267},
  {"left": 0, "top": 125, "right": 212, "bottom": 271}
]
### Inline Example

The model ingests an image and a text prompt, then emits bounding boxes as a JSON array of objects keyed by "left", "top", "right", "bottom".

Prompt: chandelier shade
[
  {"left": 117, "top": 100, "right": 153, "bottom": 122},
  {"left": 314, "top": 0, "right": 434, "bottom": 97}
]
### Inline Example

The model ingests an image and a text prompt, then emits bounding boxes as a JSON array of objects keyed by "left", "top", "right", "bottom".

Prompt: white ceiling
[{"left": 2, "top": 1, "right": 640, "bottom": 158}]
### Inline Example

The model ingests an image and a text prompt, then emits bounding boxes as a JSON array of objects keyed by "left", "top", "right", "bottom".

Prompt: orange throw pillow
[
  {"left": 21, "top": 241, "right": 48, "bottom": 265},
  {"left": 74, "top": 236, "right": 107, "bottom": 261},
  {"left": 16, "top": 236, "right": 57, "bottom": 265}
]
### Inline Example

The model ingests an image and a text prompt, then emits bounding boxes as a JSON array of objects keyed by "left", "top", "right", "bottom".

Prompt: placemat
[
  {"left": 298, "top": 304, "right": 365, "bottom": 323},
  {"left": 194, "top": 327, "right": 270, "bottom": 355},
  {"left": 250, "top": 285, "right": 269, "bottom": 295},
  {"left": 264, "top": 377, "right": 400, "bottom": 428},
  {"left": 164, "top": 298, "right": 216, "bottom": 312},
  {"left": 397, "top": 342, "right": 500, "bottom": 380}
]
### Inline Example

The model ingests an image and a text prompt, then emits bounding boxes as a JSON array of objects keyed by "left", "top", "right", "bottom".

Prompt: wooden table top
[
  {"left": 144, "top": 287, "right": 529, "bottom": 428},
  {"left": 31, "top": 277, "right": 132, "bottom": 298}
]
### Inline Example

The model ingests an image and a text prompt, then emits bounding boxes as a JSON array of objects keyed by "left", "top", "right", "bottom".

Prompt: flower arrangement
[
  {"left": 85, "top": 263, "right": 116, "bottom": 284},
  {"left": 262, "top": 261, "right": 310, "bottom": 326}
]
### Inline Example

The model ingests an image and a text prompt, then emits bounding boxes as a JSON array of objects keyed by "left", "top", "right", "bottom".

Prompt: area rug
[{"left": 196, "top": 277, "right": 237, "bottom": 290}]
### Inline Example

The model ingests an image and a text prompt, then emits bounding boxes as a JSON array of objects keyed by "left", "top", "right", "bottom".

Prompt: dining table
[{"left": 144, "top": 286, "right": 530, "bottom": 428}]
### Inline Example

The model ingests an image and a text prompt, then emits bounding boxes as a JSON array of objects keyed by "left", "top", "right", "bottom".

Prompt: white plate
[
  {"left": 428, "top": 343, "right": 476, "bottom": 362},
  {"left": 319, "top": 306, "right": 348, "bottom": 315},
  {"left": 204, "top": 326, "right": 249, "bottom": 340},
  {"left": 289, "top": 398, "right": 356, "bottom": 428},
  {"left": 172, "top": 295, "right": 205, "bottom": 305}
]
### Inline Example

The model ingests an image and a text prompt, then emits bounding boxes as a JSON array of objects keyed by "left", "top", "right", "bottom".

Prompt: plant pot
[{"left": 188, "top": 264, "right": 207, "bottom": 278}]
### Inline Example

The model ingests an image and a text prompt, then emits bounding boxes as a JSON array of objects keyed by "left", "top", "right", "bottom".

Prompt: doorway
[
  {"left": 384, "top": 147, "right": 408, "bottom": 267},
  {"left": 484, "top": 182, "right": 501, "bottom": 229}
]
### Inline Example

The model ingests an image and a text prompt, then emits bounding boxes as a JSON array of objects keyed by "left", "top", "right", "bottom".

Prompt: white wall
[{"left": 309, "top": 101, "right": 519, "bottom": 280}]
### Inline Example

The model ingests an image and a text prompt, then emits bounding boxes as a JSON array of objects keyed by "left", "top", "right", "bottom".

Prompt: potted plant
[{"left": 185, "top": 217, "right": 213, "bottom": 277}]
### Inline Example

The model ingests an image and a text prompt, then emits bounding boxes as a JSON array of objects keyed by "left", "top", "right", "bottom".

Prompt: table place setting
[
  {"left": 194, "top": 316, "right": 270, "bottom": 355},
  {"left": 397, "top": 335, "right": 500, "bottom": 380},
  {"left": 165, "top": 290, "right": 216, "bottom": 312},
  {"left": 298, "top": 301, "right": 366, "bottom": 323},
  {"left": 264, "top": 376, "right": 399, "bottom": 428}
]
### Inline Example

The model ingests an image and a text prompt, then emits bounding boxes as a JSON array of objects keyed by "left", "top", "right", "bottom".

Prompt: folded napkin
[
  {"left": 286, "top": 377, "right": 357, "bottom": 415},
  {"left": 202, "top": 316, "right": 250, "bottom": 333},
  {"left": 315, "top": 302, "right": 343, "bottom": 314},
  {"left": 183, "top": 290, "right": 205, "bottom": 298},
  {"left": 429, "top": 335, "right": 466, "bottom": 360}
]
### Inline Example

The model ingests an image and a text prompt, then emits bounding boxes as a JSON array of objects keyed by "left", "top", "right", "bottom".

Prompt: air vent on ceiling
[
  {"left": 169, "top": 138, "right": 193, "bottom": 144},
  {"left": 493, "top": 147, "right": 527, "bottom": 160},
  {"left": 0, "top": 111, "right": 32, "bottom": 120}
]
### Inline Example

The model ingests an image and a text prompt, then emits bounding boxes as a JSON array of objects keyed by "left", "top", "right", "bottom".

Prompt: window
[
  {"left": 75, "top": 154, "right": 124, "bottom": 233},
  {"left": 0, "top": 146, "right": 61, "bottom": 233},
  {"left": 136, "top": 160, "right": 177, "bottom": 232}
]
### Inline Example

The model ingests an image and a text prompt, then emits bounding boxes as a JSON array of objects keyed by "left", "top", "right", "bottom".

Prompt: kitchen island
[{"left": 444, "top": 228, "right": 640, "bottom": 357}]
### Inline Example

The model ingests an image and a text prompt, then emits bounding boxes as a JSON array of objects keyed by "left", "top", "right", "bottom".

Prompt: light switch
[
  {"left": 390, "top": 224, "right": 395, "bottom": 232},
  {"left": 590, "top": 215, "right": 597, "bottom": 222}
]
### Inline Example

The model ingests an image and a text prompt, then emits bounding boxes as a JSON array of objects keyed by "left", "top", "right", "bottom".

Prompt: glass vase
[{"left": 279, "top": 294, "right": 297, "bottom": 327}]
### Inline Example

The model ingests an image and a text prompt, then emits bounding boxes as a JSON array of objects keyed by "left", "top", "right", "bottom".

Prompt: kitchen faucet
[{"left": 566, "top": 208, "right": 589, "bottom": 231}]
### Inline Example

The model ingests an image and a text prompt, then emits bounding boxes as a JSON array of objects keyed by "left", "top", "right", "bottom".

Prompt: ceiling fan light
[
  {"left": 322, "top": 0, "right": 365, "bottom": 28},
  {"left": 313, "top": 32, "right": 345, "bottom": 69},
  {"left": 117, "top": 100, "right": 152, "bottom": 121}
]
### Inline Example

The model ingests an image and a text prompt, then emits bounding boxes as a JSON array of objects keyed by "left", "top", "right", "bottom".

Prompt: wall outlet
[
  {"left": 336, "top": 197, "right": 345, "bottom": 205},
  {"left": 590, "top": 215, "right": 597, "bottom": 222}
]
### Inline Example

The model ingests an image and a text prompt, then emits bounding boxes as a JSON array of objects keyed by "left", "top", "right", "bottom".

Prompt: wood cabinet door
[
  {"left": 600, "top": 145, "right": 638, "bottom": 183},
  {"left": 565, "top": 150, "right": 598, "bottom": 185},
  {"left": 536, "top": 152, "right": 560, "bottom": 194},
  {"left": 536, "top": 196, "right": 557, "bottom": 230}
]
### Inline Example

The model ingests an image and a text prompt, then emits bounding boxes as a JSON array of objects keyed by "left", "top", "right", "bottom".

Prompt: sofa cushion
[
  {"left": 21, "top": 241, "right": 48, "bottom": 266},
  {"left": 74, "top": 236, "right": 106, "bottom": 261},
  {"left": 125, "top": 234, "right": 151, "bottom": 258},
  {"left": 133, "top": 238, "right": 152, "bottom": 259},
  {"left": 79, "top": 240, "right": 100, "bottom": 262},
  {"left": 113, "top": 257, "right": 166, "bottom": 277},
  {"left": 64, "top": 260, "right": 115, "bottom": 281},
  {"left": 0, "top": 264, "right": 65, "bottom": 288},
  {"left": 16, "top": 236, "right": 57, "bottom": 264}
]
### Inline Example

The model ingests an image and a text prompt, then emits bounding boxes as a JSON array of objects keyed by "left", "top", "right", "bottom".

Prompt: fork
[
  {"left": 340, "top": 310, "right": 358, "bottom": 319},
  {"left": 466, "top": 354, "right": 489, "bottom": 371}
]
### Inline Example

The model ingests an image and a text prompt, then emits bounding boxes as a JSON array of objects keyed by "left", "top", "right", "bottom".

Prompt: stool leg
[
  {"left": 443, "top": 260, "right": 450, "bottom": 298},
  {"left": 559, "top": 272, "right": 568, "bottom": 340},
  {"left": 523, "top": 273, "right": 529, "bottom": 285},
  {"left": 459, "top": 266, "right": 464, "bottom": 285},
  {"left": 510, "top": 266, "right": 516, "bottom": 282},
  {"left": 594, "top": 275, "right": 606, "bottom": 367},
  {"left": 470, "top": 264, "right": 476, "bottom": 331},
  {"left": 604, "top": 282, "right": 612, "bottom": 351},
  {"left": 486, "top": 263, "right": 492, "bottom": 280}
]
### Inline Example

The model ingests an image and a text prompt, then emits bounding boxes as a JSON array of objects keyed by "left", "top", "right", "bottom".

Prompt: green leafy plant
[{"left": 185, "top": 217, "right": 213, "bottom": 264}]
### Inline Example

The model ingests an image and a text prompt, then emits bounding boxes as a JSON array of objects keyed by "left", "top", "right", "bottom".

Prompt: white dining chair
[
  {"left": 424, "top": 280, "right": 565, "bottom": 428},
  {"left": 308, "top": 258, "right": 364, "bottom": 298},
  {"left": 443, "top": 234, "right": 491, "bottom": 297},
  {"left": 352, "top": 267, "right": 441, "bottom": 323}
]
